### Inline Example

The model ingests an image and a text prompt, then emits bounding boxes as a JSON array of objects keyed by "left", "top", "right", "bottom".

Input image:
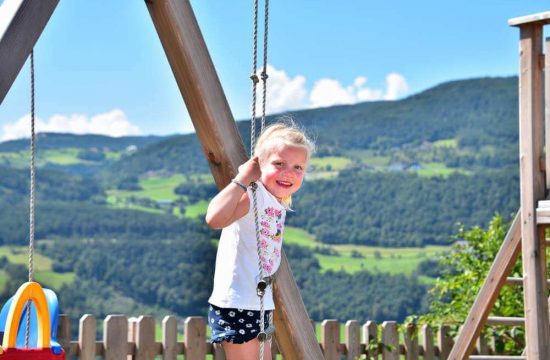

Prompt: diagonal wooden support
[
  {"left": 448, "top": 211, "right": 521, "bottom": 359},
  {"left": 145, "top": 1, "right": 324, "bottom": 358},
  {"left": 0, "top": 0, "right": 59, "bottom": 105}
]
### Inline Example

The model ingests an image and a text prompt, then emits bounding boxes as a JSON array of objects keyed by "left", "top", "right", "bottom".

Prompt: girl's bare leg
[{"left": 222, "top": 338, "right": 272, "bottom": 360}]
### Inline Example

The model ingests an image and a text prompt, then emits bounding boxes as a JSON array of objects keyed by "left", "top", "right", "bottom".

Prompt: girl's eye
[
  {"left": 295, "top": 165, "right": 303, "bottom": 171},
  {"left": 274, "top": 162, "right": 283, "bottom": 167}
]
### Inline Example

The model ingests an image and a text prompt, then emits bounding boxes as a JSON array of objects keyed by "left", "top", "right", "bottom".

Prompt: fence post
[
  {"left": 381, "top": 321, "right": 398, "bottom": 360},
  {"left": 128, "top": 317, "right": 137, "bottom": 360},
  {"left": 57, "top": 314, "right": 71, "bottom": 353},
  {"left": 363, "top": 321, "right": 378, "bottom": 359},
  {"left": 136, "top": 316, "right": 156, "bottom": 360},
  {"left": 184, "top": 316, "right": 207, "bottom": 359},
  {"left": 104, "top": 315, "right": 129, "bottom": 360},
  {"left": 421, "top": 324, "right": 434, "bottom": 360},
  {"left": 79, "top": 315, "right": 96, "bottom": 360},
  {"left": 476, "top": 331, "right": 489, "bottom": 355},
  {"left": 438, "top": 325, "right": 453, "bottom": 360},
  {"left": 404, "top": 323, "right": 419, "bottom": 360},
  {"left": 321, "top": 320, "right": 339, "bottom": 360},
  {"left": 212, "top": 343, "right": 226, "bottom": 360},
  {"left": 345, "top": 320, "right": 360, "bottom": 360},
  {"left": 162, "top": 316, "right": 178, "bottom": 360}
]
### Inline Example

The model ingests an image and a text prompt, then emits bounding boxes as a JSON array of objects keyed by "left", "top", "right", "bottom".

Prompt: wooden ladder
[{"left": 448, "top": 12, "right": 550, "bottom": 360}]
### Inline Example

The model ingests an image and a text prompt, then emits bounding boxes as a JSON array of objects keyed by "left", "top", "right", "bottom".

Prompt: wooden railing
[{"left": 48, "top": 314, "right": 509, "bottom": 359}]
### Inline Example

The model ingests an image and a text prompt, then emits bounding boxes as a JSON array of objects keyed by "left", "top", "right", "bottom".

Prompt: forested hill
[
  {"left": 0, "top": 76, "right": 522, "bottom": 322},
  {"left": 100, "top": 76, "right": 517, "bottom": 181}
]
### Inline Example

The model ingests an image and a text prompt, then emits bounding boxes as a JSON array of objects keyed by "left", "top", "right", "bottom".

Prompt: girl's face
[{"left": 260, "top": 144, "right": 308, "bottom": 200}]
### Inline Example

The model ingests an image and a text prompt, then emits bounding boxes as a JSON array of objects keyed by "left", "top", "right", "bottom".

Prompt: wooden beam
[
  {"left": 518, "top": 23, "right": 550, "bottom": 359},
  {"left": 448, "top": 211, "right": 521, "bottom": 359},
  {"left": 509, "top": 12, "right": 550, "bottom": 27},
  {"left": 145, "top": 1, "right": 324, "bottom": 359},
  {"left": 0, "top": 0, "right": 59, "bottom": 105},
  {"left": 545, "top": 37, "right": 550, "bottom": 189}
]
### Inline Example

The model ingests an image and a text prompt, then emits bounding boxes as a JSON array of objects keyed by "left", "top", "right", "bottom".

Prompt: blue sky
[{"left": 0, "top": 1, "right": 548, "bottom": 140}]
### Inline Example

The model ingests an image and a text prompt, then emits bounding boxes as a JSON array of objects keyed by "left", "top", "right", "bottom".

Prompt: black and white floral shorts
[{"left": 208, "top": 303, "right": 272, "bottom": 344}]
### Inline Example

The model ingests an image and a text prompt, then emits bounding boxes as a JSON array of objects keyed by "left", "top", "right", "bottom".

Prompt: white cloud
[
  {"left": 258, "top": 64, "right": 308, "bottom": 114},
  {"left": 258, "top": 64, "right": 409, "bottom": 113},
  {"left": 2, "top": 109, "right": 141, "bottom": 141},
  {"left": 384, "top": 73, "right": 409, "bottom": 100}
]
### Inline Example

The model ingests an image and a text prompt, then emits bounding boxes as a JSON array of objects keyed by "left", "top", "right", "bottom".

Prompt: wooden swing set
[{"left": 1, "top": 0, "right": 550, "bottom": 359}]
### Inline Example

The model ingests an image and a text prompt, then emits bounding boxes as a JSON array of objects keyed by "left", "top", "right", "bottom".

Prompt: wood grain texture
[
  {"left": 146, "top": 2, "right": 324, "bottom": 358},
  {"left": 0, "top": 0, "right": 59, "bottom": 104}
]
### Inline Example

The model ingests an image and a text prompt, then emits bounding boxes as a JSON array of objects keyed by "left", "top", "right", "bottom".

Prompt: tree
[{"left": 409, "top": 215, "right": 525, "bottom": 354}]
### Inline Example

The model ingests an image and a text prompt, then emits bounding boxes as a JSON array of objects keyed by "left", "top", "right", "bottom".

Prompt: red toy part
[{"left": 0, "top": 348, "right": 64, "bottom": 359}]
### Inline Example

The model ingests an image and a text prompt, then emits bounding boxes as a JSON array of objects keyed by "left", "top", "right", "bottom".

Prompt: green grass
[
  {"left": 0, "top": 246, "right": 75, "bottom": 291},
  {"left": 35, "top": 270, "right": 75, "bottom": 289},
  {"left": 284, "top": 226, "right": 449, "bottom": 275},
  {"left": 415, "top": 162, "right": 470, "bottom": 178},
  {"left": 284, "top": 227, "right": 316, "bottom": 248},
  {"left": 108, "top": 174, "right": 187, "bottom": 202},
  {"left": 433, "top": 138, "right": 458, "bottom": 148},
  {"left": 185, "top": 200, "right": 209, "bottom": 218},
  {"left": 42, "top": 148, "right": 84, "bottom": 165},
  {"left": 310, "top": 156, "right": 352, "bottom": 171}
]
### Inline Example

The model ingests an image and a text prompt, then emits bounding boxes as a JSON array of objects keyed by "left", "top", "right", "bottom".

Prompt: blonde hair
[{"left": 253, "top": 120, "right": 315, "bottom": 208}]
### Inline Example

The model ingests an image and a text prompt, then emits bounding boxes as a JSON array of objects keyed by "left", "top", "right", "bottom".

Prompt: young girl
[{"left": 205, "top": 122, "right": 314, "bottom": 360}]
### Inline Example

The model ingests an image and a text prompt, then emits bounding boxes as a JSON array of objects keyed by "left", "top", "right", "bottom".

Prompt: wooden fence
[{"left": 53, "top": 314, "right": 498, "bottom": 359}]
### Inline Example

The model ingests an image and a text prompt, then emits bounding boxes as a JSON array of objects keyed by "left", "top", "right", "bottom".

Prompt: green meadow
[
  {"left": 284, "top": 226, "right": 449, "bottom": 276},
  {"left": 0, "top": 246, "right": 75, "bottom": 291}
]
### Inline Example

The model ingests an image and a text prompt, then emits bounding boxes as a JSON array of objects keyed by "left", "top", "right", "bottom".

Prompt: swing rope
[
  {"left": 25, "top": 49, "right": 37, "bottom": 348},
  {"left": 249, "top": 0, "right": 272, "bottom": 359}
]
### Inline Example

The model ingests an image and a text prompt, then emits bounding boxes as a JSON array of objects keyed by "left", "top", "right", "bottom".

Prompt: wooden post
[
  {"left": 345, "top": 320, "right": 360, "bottom": 360},
  {"left": 212, "top": 343, "right": 226, "bottom": 360},
  {"left": 127, "top": 317, "right": 137, "bottom": 360},
  {"left": 421, "top": 324, "right": 434, "bottom": 360},
  {"left": 0, "top": 0, "right": 59, "bottom": 104},
  {"left": 363, "top": 321, "right": 378, "bottom": 359},
  {"left": 438, "top": 325, "right": 453, "bottom": 360},
  {"left": 403, "top": 323, "right": 418, "bottom": 360},
  {"left": 104, "top": 315, "right": 129, "bottom": 360},
  {"left": 57, "top": 314, "right": 71, "bottom": 352},
  {"left": 381, "top": 322, "right": 398, "bottom": 360},
  {"left": 162, "top": 316, "right": 178, "bottom": 360},
  {"left": 448, "top": 211, "right": 522, "bottom": 359},
  {"left": 545, "top": 36, "right": 550, "bottom": 187},
  {"left": 321, "top": 320, "right": 339, "bottom": 360},
  {"left": 184, "top": 317, "right": 206, "bottom": 359},
  {"left": 516, "top": 20, "right": 550, "bottom": 359},
  {"left": 136, "top": 316, "right": 156, "bottom": 360},
  {"left": 146, "top": 3, "right": 324, "bottom": 358},
  {"left": 79, "top": 315, "right": 96, "bottom": 360}
]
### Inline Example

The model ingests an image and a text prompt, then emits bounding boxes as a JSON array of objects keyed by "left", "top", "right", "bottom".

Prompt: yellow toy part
[{"left": 2, "top": 282, "right": 51, "bottom": 349}]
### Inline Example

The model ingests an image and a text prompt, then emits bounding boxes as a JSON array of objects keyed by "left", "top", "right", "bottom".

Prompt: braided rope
[
  {"left": 250, "top": 0, "right": 259, "bottom": 153},
  {"left": 260, "top": 0, "right": 269, "bottom": 131},
  {"left": 25, "top": 49, "right": 37, "bottom": 348},
  {"left": 249, "top": 1, "right": 271, "bottom": 359}
]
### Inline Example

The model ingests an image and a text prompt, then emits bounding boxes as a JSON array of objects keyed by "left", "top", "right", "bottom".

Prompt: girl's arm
[{"left": 205, "top": 157, "right": 261, "bottom": 229}]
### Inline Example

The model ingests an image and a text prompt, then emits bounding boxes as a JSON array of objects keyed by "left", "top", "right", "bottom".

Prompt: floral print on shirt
[{"left": 258, "top": 207, "right": 284, "bottom": 274}]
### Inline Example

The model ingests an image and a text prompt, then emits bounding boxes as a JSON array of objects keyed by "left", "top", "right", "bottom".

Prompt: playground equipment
[
  {"left": 0, "top": 282, "right": 64, "bottom": 359},
  {"left": 2, "top": 1, "right": 550, "bottom": 359},
  {"left": 449, "top": 12, "right": 550, "bottom": 360}
]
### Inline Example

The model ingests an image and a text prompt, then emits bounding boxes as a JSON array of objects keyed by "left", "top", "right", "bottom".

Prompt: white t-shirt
[{"left": 208, "top": 181, "right": 286, "bottom": 310}]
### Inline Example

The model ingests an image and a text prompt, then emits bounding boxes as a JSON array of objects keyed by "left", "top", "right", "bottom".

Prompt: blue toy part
[{"left": 0, "top": 288, "right": 62, "bottom": 354}]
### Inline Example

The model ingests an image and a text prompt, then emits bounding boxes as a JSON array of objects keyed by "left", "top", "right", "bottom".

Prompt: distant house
[
  {"left": 126, "top": 145, "right": 138, "bottom": 153},
  {"left": 409, "top": 162, "right": 422, "bottom": 171},
  {"left": 388, "top": 163, "right": 406, "bottom": 172}
]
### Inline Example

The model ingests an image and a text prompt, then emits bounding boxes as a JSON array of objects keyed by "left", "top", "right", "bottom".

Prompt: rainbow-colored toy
[{"left": 0, "top": 282, "right": 64, "bottom": 359}]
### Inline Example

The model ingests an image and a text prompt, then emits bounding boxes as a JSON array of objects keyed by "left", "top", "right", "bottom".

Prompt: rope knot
[
  {"left": 250, "top": 74, "right": 260, "bottom": 84},
  {"left": 260, "top": 71, "right": 269, "bottom": 81}
]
